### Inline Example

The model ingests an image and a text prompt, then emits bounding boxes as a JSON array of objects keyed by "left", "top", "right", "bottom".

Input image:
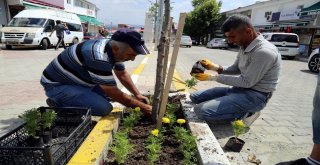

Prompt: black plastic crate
[{"left": 0, "top": 107, "right": 92, "bottom": 165}]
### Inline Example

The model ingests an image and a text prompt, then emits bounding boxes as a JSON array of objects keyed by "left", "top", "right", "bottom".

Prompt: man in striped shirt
[{"left": 41, "top": 29, "right": 151, "bottom": 116}]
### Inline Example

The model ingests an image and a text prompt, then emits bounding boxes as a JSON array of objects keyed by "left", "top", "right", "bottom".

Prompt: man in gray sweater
[{"left": 190, "top": 14, "right": 281, "bottom": 126}]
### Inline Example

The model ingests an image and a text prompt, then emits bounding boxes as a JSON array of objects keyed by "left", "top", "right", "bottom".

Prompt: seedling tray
[{"left": 0, "top": 107, "right": 92, "bottom": 165}]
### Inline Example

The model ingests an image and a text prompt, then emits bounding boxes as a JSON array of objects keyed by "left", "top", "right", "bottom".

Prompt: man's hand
[
  {"left": 135, "top": 94, "right": 150, "bottom": 104},
  {"left": 141, "top": 104, "right": 152, "bottom": 116},
  {"left": 194, "top": 73, "right": 217, "bottom": 81},
  {"left": 200, "top": 59, "right": 219, "bottom": 71}
]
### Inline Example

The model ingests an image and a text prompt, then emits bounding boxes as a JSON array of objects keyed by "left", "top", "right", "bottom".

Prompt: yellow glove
[
  {"left": 200, "top": 59, "right": 219, "bottom": 71},
  {"left": 194, "top": 73, "right": 217, "bottom": 81}
]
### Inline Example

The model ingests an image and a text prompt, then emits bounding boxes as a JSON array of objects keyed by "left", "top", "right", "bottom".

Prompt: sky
[{"left": 90, "top": 0, "right": 258, "bottom": 26}]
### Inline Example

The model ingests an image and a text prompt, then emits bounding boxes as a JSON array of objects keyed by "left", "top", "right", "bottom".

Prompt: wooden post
[{"left": 156, "top": 13, "right": 187, "bottom": 128}]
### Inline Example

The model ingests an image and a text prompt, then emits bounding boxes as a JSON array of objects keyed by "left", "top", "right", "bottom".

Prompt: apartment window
[
  {"left": 67, "top": 0, "right": 71, "bottom": 4},
  {"left": 264, "top": 11, "right": 272, "bottom": 18}
]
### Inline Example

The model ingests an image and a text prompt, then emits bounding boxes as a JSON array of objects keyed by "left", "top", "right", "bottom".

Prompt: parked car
[
  {"left": 180, "top": 35, "right": 192, "bottom": 48},
  {"left": 83, "top": 32, "right": 99, "bottom": 41},
  {"left": 0, "top": 9, "right": 83, "bottom": 50},
  {"left": 206, "top": 38, "right": 228, "bottom": 49},
  {"left": 263, "top": 33, "right": 299, "bottom": 60},
  {"left": 191, "top": 37, "right": 198, "bottom": 45},
  {"left": 308, "top": 48, "right": 320, "bottom": 73}
]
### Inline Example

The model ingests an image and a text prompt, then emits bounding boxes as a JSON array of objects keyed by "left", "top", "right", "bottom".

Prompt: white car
[
  {"left": 180, "top": 35, "right": 192, "bottom": 48},
  {"left": 308, "top": 48, "right": 320, "bottom": 73},
  {"left": 263, "top": 33, "right": 299, "bottom": 60},
  {"left": 206, "top": 38, "right": 228, "bottom": 49}
]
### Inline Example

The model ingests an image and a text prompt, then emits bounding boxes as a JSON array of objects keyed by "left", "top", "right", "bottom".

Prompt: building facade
[
  {"left": 64, "top": 0, "right": 102, "bottom": 33},
  {"left": 0, "top": 0, "right": 102, "bottom": 34},
  {"left": 225, "top": 0, "right": 320, "bottom": 55}
]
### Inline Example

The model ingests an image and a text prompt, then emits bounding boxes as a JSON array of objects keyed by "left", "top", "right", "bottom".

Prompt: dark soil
[{"left": 106, "top": 95, "right": 188, "bottom": 165}]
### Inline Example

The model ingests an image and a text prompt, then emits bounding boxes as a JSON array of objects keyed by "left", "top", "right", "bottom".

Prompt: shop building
[{"left": 225, "top": 0, "right": 320, "bottom": 56}]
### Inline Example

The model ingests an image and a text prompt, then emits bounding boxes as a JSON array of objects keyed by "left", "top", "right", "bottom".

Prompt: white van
[
  {"left": 0, "top": 9, "right": 83, "bottom": 50},
  {"left": 262, "top": 33, "right": 299, "bottom": 60}
]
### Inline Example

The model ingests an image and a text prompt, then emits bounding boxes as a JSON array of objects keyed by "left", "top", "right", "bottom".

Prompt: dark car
[{"left": 83, "top": 32, "right": 99, "bottom": 41}]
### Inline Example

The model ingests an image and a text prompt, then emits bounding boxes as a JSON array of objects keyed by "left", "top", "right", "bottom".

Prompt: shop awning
[
  {"left": 300, "top": 1, "right": 320, "bottom": 16},
  {"left": 77, "top": 15, "right": 103, "bottom": 26},
  {"left": 24, "top": 3, "right": 47, "bottom": 9}
]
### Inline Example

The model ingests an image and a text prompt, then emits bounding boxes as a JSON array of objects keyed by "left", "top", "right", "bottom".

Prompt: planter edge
[{"left": 67, "top": 103, "right": 124, "bottom": 165}]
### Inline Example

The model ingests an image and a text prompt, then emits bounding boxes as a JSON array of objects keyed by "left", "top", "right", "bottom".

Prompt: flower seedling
[
  {"left": 146, "top": 129, "right": 163, "bottom": 165},
  {"left": 173, "top": 126, "right": 197, "bottom": 165},
  {"left": 177, "top": 119, "right": 186, "bottom": 126},
  {"left": 42, "top": 109, "right": 57, "bottom": 130},
  {"left": 19, "top": 108, "right": 41, "bottom": 138},
  {"left": 110, "top": 131, "right": 133, "bottom": 164},
  {"left": 123, "top": 107, "right": 142, "bottom": 131},
  {"left": 165, "top": 103, "right": 178, "bottom": 127},
  {"left": 231, "top": 120, "right": 247, "bottom": 139},
  {"left": 185, "top": 75, "right": 198, "bottom": 89},
  {"left": 162, "top": 117, "right": 170, "bottom": 124}
]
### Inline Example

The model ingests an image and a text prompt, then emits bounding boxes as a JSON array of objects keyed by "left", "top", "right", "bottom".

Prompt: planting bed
[{"left": 106, "top": 94, "right": 199, "bottom": 165}]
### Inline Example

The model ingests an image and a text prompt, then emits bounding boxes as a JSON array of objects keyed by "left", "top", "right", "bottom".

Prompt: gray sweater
[{"left": 217, "top": 35, "right": 282, "bottom": 93}]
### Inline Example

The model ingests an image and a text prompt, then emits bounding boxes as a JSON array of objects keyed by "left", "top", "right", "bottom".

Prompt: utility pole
[{"left": 154, "top": 0, "right": 164, "bottom": 51}]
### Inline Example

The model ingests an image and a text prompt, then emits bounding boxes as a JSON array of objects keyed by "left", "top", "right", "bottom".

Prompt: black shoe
[
  {"left": 46, "top": 98, "right": 58, "bottom": 107},
  {"left": 289, "top": 158, "right": 311, "bottom": 165}
]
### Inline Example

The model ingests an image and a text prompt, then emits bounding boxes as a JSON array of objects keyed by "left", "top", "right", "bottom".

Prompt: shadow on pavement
[
  {"left": 0, "top": 117, "right": 24, "bottom": 136},
  {"left": 300, "top": 69, "right": 318, "bottom": 75}
]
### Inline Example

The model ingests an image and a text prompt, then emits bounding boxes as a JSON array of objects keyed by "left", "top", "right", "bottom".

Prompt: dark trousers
[{"left": 56, "top": 36, "right": 66, "bottom": 49}]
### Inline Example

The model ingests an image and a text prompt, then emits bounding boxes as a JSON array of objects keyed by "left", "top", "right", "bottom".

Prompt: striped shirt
[{"left": 40, "top": 39, "right": 125, "bottom": 87}]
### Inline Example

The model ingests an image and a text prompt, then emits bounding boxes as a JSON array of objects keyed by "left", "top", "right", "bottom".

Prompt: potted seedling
[
  {"left": 19, "top": 108, "right": 43, "bottom": 146},
  {"left": 41, "top": 109, "right": 57, "bottom": 144},
  {"left": 185, "top": 75, "right": 198, "bottom": 89},
  {"left": 224, "top": 120, "right": 247, "bottom": 152}
]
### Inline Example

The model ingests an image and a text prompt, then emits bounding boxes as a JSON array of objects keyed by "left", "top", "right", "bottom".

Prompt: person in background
[
  {"left": 49, "top": 20, "right": 68, "bottom": 50},
  {"left": 288, "top": 72, "right": 320, "bottom": 165}
]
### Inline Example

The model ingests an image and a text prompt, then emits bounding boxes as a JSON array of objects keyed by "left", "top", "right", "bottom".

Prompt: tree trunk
[
  {"left": 151, "top": 0, "right": 170, "bottom": 123},
  {"left": 159, "top": 17, "right": 173, "bottom": 103}
]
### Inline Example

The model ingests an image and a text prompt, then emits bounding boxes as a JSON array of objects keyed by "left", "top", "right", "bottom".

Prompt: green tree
[{"left": 184, "top": 0, "right": 222, "bottom": 45}]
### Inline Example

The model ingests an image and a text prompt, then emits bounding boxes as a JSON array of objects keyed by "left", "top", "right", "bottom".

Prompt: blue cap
[{"left": 111, "top": 29, "right": 150, "bottom": 55}]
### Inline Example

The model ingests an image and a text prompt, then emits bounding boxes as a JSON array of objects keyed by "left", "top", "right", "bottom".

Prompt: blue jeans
[
  {"left": 313, "top": 73, "right": 320, "bottom": 144},
  {"left": 43, "top": 84, "right": 113, "bottom": 116},
  {"left": 190, "top": 87, "right": 268, "bottom": 122}
]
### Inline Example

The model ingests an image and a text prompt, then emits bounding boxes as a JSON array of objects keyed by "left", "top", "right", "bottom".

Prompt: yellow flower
[
  {"left": 151, "top": 129, "right": 159, "bottom": 136},
  {"left": 234, "top": 120, "right": 245, "bottom": 127},
  {"left": 177, "top": 119, "right": 186, "bottom": 125},
  {"left": 162, "top": 117, "right": 170, "bottom": 124},
  {"left": 134, "top": 107, "right": 141, "bottom": 112}
]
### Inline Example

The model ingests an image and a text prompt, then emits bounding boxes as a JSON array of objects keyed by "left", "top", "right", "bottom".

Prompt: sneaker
[
  {"left": 289, "top": 158, "right": 311, "bottom": 165},
  {"left": 242, "top": 111, "right": 261, "bottom": 127},
  {"left": 46, "top": 98, "right": 58, "bottom": 107}
]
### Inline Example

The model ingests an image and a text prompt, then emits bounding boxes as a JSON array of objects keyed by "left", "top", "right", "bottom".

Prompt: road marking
[{"left": 122, "top": 54, "right": 150, "bottom": 94}]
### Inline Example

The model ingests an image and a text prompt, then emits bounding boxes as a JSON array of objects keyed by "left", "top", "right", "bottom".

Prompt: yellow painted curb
[
  {"left": 132, "top": 54, "right": 150, "bottom": 75},
  {"left": 173, "top": 69, "right": 188, "bottom": 91}
]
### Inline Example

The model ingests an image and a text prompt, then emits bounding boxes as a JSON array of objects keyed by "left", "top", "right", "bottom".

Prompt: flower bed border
[{"left": 68, "top": 93, "right": 231, "bottom": 165}]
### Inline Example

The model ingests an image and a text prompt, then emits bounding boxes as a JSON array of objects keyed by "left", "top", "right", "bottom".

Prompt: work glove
[
  {"left": 190, "top": 61, "right": 205, "bottom": 75},
  {"left": 194, "top": 73, "right": 217, "bottom": 81},
  {"left": 200, "top": 59, "right": 220, "bottom": 71}
]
